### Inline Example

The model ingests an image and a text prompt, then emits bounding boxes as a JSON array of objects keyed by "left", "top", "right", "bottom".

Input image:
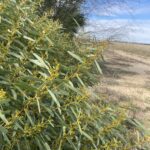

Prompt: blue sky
[{"left": 83, "top": 0, "right": 150, "bottom": 43}]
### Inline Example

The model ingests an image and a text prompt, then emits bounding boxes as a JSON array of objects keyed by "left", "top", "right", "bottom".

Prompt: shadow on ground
[{"left": 93, "top": 48, "right": 150, "bottom": 129}]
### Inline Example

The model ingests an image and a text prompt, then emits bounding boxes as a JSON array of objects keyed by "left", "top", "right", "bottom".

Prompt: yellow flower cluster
[
  {"left": 101, "top": 112, "right": 126, "bottom": 134},
  {"left": 0, "top": 89, "right": 6, "bottom": 99},
  {"left": 101, "top": 138, "right": 122, "bottom": 149},
  {"left": 145, "top": 135, "right": 150, "bottom": 142},
  {"left": 0, "top": 3, "right": 4, "bottom": 11},
  {"left": 47, "top": 63, "right": 60, "bottom": 81},
  {"left": 23, "top": 118, "right": 52, "bottom": 137},
  {"left": 76, "top": 88, "right": 90, "bottom": 102}
]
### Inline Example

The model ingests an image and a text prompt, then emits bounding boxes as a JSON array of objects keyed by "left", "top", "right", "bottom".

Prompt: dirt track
[{"left": 93, "top": 47, "right": 150, "bottom": 129}]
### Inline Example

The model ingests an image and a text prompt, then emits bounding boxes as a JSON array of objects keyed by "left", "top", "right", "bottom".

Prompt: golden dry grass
[{"left": 93, "top": 42, "right": 150, "bottom": 130}]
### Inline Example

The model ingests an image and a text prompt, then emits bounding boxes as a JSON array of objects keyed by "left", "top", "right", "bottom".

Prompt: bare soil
[{"left": 93, "top": 43, "right": 150, "bottom": 130}]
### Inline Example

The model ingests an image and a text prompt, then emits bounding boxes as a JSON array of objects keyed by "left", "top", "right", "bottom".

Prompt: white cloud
[
  {"left": 79, "top": 19, "right": 150, "bottom": 44},
  {"left": 133, "top": 5, "right": 150, "bottom": 15},
  {"left": 127, "top": 20, "right": 150, "bottom": 43},
  {"left": 79, "top": 1, "right": 150, "bottom": 43},
  {"left": 92, "top": 4, "right": 131, "bottom": 16},
  {"left": 83, "top": 1, "right": 130, "bottom": 17},
  {"left": 87, "top": 2, "right": 150, "bottom": 17}
]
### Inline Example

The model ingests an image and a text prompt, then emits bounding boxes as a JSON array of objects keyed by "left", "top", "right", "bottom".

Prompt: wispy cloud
[
  {"left": 80, "top": 1, "right": 150, "bottom": 44},
  {"left": 91, "top": 4, "right": 132, "bottom": 17},
  {"left": 80, "top": 19, "right": 150, "bottom": 44},
  {"left": 127, "top": 20, "right": 150, "bottom": 43}
]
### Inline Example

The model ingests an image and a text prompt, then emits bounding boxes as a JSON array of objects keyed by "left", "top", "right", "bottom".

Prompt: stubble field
[{"left": 93, "top": 42, "right": 150, "bottom": 130}]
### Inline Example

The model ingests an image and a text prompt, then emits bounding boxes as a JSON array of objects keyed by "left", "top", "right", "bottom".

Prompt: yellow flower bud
[{"left": 0, "top": 89, "right": 6, "bottom": 99}]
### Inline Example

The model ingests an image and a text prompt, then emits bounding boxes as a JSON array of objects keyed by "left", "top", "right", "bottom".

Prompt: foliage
[
  {"left": 39, "top": 0, "right": 85, "bottom": 35},
  {"left": 0, "top": 0, "right": 149, "bottom": 150}
]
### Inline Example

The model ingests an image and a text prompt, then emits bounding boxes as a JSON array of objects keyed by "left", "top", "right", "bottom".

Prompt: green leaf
[
  {"left": 95, "top": 60, "right": 103, "bottom": 75},
  {"left": 0, "top": 81, "right": 9, "bottom": 85},
  {"left": 36, "top": 98, "right": 41, "bottom": 114},
  {"left": 11, "top": 89, "right": 17, "bottom": 100},
  {"left": 25, "top": 111, "right": 34, "bottom": 126},
  {"left": 1, "top": 17, "right": 13, "bottom": 25},
  {"left": 65, "top": 81, "right": 81, "bottom": 94},
  {"left": 35, "top": 137, "right": 43, "bottom": 150},
  {"left": 30, "top": 53, "right": 49, "bottom": 70},
  {"left": 81, "top": 130, "right": 93, "bottom": 142},
  {"left": 14, "top": 122, "right": 23, "bottom": 131},
  {"left": 66, "top": 138, "right": 78, "bottom": 150},
  {"left": 67, "top": 51, "right": 83, "bottom": 63},
  {"left": 42, "top": 105, "right": 54, "bottom": 117},
  {"left": 9, "top": 52, "right": 23, "bottom": 59},
  {"left": 29, "top": 59, "right": 44, "bottom": 68},
  {"left": 15, "top": 81, "right": 36, "bottom": 92},
  {"left": 17, "top": 143, "right": 21, "bottom": 150},
  {"left": 48, "top": 90, "right": 60, "bottom": 107},
  {"left": 45, "top": 36, "right": 53, "bottom": 46},
  {"left": 43, "top": 142, "right": 51, "bottom": 150},
  {"left": 48, "top": 90, "right": 61, "bottom": 114},
  {"left": 76, "top": 74, "right": 85, "bottom": 87},
  {"left": 0, "top": 126, "right": 8, "bottom": 134},
  {"left": 23, "top": 35, "right": 35, "bottom": 42},
  {"left": 2, "top": 132, "right": 11, "bottom": 145},
  {"left": 14, "top": 39, "right": 26, "bottom": 49},
  {"left": 0, "top": 111, "right": 9, "bottom": 125}
]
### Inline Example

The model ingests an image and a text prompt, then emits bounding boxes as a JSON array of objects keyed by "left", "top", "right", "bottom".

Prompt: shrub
[
  {"left": 38, "top": 0, "right": 85, "bottom": 35},
  {"left": 0, "top": 0, "right": 149, "bottom": 150}
]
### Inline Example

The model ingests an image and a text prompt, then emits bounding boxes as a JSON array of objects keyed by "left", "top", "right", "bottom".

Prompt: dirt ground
[{"left": 93, "top": 43, "right": 150, "bottom": 130}]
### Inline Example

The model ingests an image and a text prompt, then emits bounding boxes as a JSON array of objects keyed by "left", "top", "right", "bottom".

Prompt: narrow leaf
[
  {"left": 44, "top": 142, "right": 51, "bottom": 150},
  {"left": 95, "top": 60, "right": 103, "bottom": 74},
  {"left": 76, "top": 74, "right": 85, "bottom": 87},
  {"left": 0, "top": 111, "right": 9, "bottom": 125},
  {"left": 48, "top": 90, "right": 60, "bottom": 107},
  {"left": 36, "top": 98, "right": 41, "bottom": 114},
  {"left": 68, "top": 51, "right": 83, "bottom": 63},
  {"left": 48, "top": 90, "right": 61, "bottom": 114},
  {"left": 81, "top": 130, "right": 93, "bottom": 142},
  {"left": 23, "top": 35, "right": 35, "bottom": 42}
]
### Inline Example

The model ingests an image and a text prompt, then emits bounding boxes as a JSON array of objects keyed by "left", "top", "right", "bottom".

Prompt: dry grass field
[{"left": 93, "top": 42, "right": 150, "bottom": 130}]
